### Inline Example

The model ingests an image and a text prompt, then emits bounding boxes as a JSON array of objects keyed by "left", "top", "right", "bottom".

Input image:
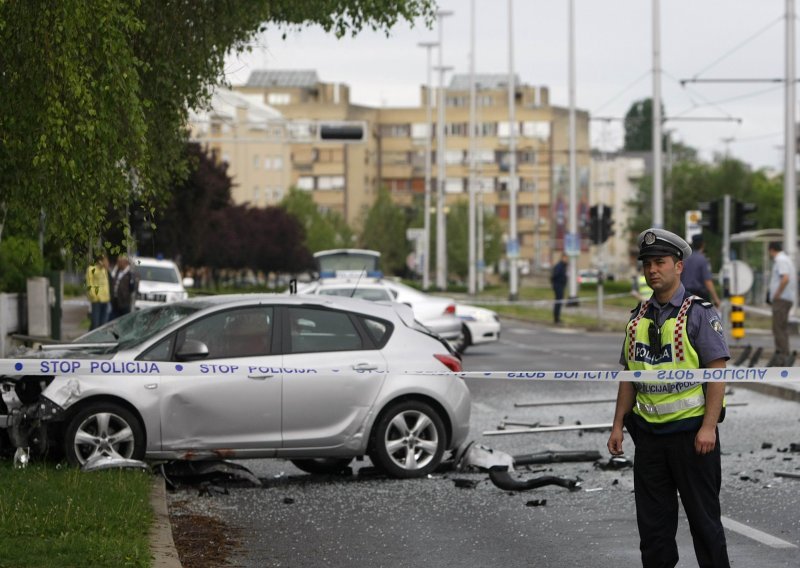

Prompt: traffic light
[
  {"left": 734, "top": 200, "right": 758, "bottom": 233},
  {"left": 588, "top": 205, "right": 613, "bottom": 244},
  {"left": 600, "top": 206, "right": 614, "bottom": 243},
  {"left": 698, "top": 200, "right": 719, "bottom": 234}
]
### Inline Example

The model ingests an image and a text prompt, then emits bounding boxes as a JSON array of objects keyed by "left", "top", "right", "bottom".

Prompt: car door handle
[
  {"left": 352, "top": 362, "right": 378, "bottom": 371},
  {"left": 247, "top": 374, "right": 275, "bottom": 380}
]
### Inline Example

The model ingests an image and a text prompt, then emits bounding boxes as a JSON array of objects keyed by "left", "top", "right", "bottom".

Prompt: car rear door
[{"left": 280, "top": 305, "right": 388, "bottom": 451}]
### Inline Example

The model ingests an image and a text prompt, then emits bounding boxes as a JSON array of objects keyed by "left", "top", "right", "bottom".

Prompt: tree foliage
[
  {"left": 0, "top": 0, "right": 435, "bottom": 256},
  {"left": 280, "top": 189, "right": 354, "bottom": 253},
  {"left": 359, "top": 188, "right": 409, "bottom": 275},
  {"left": 627, "top": 157, "right": 783, "bottom": 268},
  {"left": 624, "top": 98, "right": 667, "bottom": 152},
  {"left": 445, "top": 202, "right": 503, "bottom": 280}
]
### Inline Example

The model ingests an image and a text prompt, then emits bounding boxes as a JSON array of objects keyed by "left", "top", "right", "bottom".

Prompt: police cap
[{"left": 636, "top": 228, "right": 692, "bottom": 261}]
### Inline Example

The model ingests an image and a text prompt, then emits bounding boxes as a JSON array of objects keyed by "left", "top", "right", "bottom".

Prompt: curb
[
  {"left": 149, "top": 476, "right": 182, "bottom": 568},
  {"left": 735, "top": 382, "right": 800, "bottom": 403}
]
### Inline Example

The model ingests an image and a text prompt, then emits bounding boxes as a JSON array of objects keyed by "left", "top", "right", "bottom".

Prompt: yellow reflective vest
[{"left": 623, "top": 294, "right": 724, "bottom": 425}]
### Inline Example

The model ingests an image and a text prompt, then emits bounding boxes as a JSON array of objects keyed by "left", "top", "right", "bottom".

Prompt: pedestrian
[
  {"left": 85, "top": 254, "right": 111, "bottom": 329},
  {"left": 550, "top": 253, "right": 568, "bottom": 324},
  {"left": 681, "top": 234, "right": 721, "bottom": 308},
  {"left": 630, "top": 261, "right": 653, "bottom": 303},
  {"left": 767, "top": 241, "right": 796, "bottom": 366},
  {"left": 109, "top": 255, "right": 137, "bottom": 320},
  {"left": 607, "top": 228, "right": 730, "bottom": 568}
]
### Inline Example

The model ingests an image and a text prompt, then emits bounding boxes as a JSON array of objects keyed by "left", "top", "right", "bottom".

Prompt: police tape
[{"left": 0, "top": 359, "right": 799, "bottom": 383}]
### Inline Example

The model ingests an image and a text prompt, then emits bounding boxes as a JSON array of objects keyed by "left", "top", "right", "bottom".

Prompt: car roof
[
  {"left": 132, "top": 257, "right": 179, "bottom": 268},
  {"left": 170, "top": 293, "right": 401, "bottom": 319}
]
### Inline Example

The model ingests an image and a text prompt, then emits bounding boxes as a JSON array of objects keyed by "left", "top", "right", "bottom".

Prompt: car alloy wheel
[
  {"left": 64, "top": 403, "right": 145, "bottom": 467},
  {"left": 372, "top": 400, "right": 446, "bottom": 478}
]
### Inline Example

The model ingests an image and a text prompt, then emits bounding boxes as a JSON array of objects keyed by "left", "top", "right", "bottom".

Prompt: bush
[{"left": 0, "top": 237, "right": 44, "bottom": 293}]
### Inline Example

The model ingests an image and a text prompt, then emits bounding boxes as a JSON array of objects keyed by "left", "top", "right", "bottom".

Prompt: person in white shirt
[{"left": 767, "top": 241, "right": 797, "bottom": 366}]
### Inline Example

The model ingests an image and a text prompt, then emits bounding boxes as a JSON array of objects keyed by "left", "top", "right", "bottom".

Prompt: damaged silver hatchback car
[{"left": 0, "top": 295, "right": 470, "bottom": 478}]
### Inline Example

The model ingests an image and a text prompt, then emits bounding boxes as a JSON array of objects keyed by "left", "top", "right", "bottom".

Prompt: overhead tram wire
[{"left": 591, "top": 70, "right": 651, "bottom": 115}]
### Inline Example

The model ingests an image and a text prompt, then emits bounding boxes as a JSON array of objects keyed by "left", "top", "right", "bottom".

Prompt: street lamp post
[
  {"left": 418, "top": 41, "right": 439, "bottom": 291},
  {"left": 435, "top": 9, "right": 454, "bottom": 290},
  {"left": 507, "top": 0, "right": 519, "bottom": 301},
  {"left": 468, "top": 0, "right": 478, "bottom": 296}
]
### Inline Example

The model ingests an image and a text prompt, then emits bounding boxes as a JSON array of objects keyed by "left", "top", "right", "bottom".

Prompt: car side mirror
[{"left": 176, "top": 339, "right": 209, "bottom": 361}]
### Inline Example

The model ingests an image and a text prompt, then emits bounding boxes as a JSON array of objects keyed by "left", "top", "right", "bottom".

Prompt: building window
[
  {"left": 379, "top": 124, "right": 410, "bottom": 137},
  {"left": 253, "top": 155, "right": 260, "bottom": 169},
  {"left": 519, "top": 151, "right": 537, "bottom": 165},
  {"left": 445, "top": 150, "right": 464, "bottom": 165},
  {"left": 520, "top": 178, "right": 537, "bottom": 192},
  {"left": 273, "top": 188, "right": 284, "bottom": 201},
  {"left": 445, "top": 122, "right": 468, "bottom": 137},
  {"left": 382, "top": 151, "right": 411, "bottom": 165},
  {"left": 479, "top": 122, "right": 497, "bottom": 137},
  {"left": 318, "top": 176, "right": 345, "bottom": 190},
  {"left": 445, "top": 178, "right": 464, "bottom": 194},
  {"left": 522, "top": 121, "right": 550, "bottom": 140},
  {"left": 446, "top": 95, "right": 468, "bottom": 107},
  {"left": 253, "top": 186, "right": 261, "bottom": 204},
  {"left": 273, "top": 156, "right": 283, "bottom": 170},
  {"left": 470, "top": 149, "right": 494, "bottom": 164},
  {"left": 297, "top": 177, "right": 314, "bottom": 191},
  {"left": 411, "top": 123, "right": 429, "bottom": 140},
  {"left": 267, "top": 93, "right": 290, "bottom": 105}
]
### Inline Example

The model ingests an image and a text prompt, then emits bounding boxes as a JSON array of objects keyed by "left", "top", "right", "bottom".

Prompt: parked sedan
[
  {"left": 455, "top": 304, "right": 501, "bottom": 353},
  {"left": 0, "top": 295, "right": 471, "bottom": 478}
]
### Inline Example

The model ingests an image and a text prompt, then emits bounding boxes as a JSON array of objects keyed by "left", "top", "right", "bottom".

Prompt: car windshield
[
  {"left": 135, "top": 265, "right": 179, "bottom": 284},
  {"left": 318, "top": 287, "right": 392, "bottom": 302},
  {"left": 78, "top": 304, "right": 200, "bottom": 350}
]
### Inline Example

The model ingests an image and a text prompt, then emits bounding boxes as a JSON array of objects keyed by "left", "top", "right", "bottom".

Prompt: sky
[{"left": 224, "top": 0, "right": 793, "bottom": 171}]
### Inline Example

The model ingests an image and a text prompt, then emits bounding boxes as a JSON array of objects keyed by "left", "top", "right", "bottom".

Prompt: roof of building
[
  {"left": 188, "top": 87, "right": 283, "bottom": 124},
  {"left": 449, "top": 73, "right": 522, "bottom": 90},
  {"left": 245, "top": 70, "right": 319, "bottom": 88}
]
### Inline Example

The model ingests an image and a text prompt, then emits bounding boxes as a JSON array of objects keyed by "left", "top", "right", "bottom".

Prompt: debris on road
[
  {"left": 774, "top": 471, "right": 800, "bottom": 480},
  {"left": 159, "top": 460, "right": 262, "bottom": 489}
]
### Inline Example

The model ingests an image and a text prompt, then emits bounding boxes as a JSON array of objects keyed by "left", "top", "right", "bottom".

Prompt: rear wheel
[
  {"left": 370, "top": 401, "right": 446, "bottom": 478},
  {"left": 64, "top": 402, "right": 145, "bottom": 467},
  {"left": 290, "top": 458, "right": 353, "bottom": 475},
  {"left": 456, "top": 324, "right": 471, "bottom": 354}
]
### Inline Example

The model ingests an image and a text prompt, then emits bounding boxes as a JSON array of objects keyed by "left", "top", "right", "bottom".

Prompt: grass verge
[{"left": 0, "top": 462, "right": 153, "bottom": 568}]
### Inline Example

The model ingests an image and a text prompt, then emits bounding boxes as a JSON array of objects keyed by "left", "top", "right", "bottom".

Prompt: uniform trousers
[{"left": 626, "top": 415, "right": 730, "bottom": 568}]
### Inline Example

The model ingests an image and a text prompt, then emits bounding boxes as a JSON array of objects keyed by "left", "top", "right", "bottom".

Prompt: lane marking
[{"left": 722, "top": 516, "right": 798, "bottom": 549}]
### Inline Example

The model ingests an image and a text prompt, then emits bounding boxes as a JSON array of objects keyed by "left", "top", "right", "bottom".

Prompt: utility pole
[
  {"left": 567, "top": 0, "right": 578, "bottom": 301},
  {"left": 652, "top": 0, "right": 663, "bottom": 228},
  {"left": 418, "top": 40, "right": 438, "bottom": 291},
  {"left": 468, "top": 0, "right": 477, "bottom": 296},
  {"left": 507, "top": 0, "right": 519, "bottom": 301},
  {"left": 435, "top": 9, "right": 453, "bottom": 290},
  {"left": 785, "top": 0, "right": 797, "bottom": 261}
]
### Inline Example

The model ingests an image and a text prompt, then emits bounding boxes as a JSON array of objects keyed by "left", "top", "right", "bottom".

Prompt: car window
[
  {"left": 359, "top": 316, "right": 393, "bottom": 347},
  {"left": 289, "top": 307, "right": 363, "bottom": 353},
  {"left": 135, "top": 265, "right": 180, "bottom": 284},
  {"left": 318, "top": 287, "right": 392, "bottom": 302},
  {"left": 80, "top": 304, "right": 200, "bottom": 350},
  {"left": 171, "top": 307, "right": 274, "bottom": 359}
]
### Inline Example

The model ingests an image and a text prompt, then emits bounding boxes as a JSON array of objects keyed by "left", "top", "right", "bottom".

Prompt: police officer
[{"left": 607, "top": 228, "right": 731, "bottom": 568}]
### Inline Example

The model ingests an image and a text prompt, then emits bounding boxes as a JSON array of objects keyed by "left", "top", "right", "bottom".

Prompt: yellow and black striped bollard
[{"left": 730, "top": 295, "right": 745, "bottom": 339}]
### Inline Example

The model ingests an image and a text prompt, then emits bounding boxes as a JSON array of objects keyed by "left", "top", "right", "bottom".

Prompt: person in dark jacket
[
  {"left": 550, "top": 253, "right": 568, "bottom": 324},
  {"left": 109, "top": 255, "right": 137, "bottom": 320}
]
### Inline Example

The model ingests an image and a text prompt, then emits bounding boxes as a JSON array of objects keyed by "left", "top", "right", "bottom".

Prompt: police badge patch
[{"left": 709, "top": 317, "right": 724, "bottom": 337}]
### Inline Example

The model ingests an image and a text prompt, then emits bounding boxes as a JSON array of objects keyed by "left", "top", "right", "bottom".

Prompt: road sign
[
  {"left": 506, "top": 238, "right": 520, "bottom": 258},
  {"left": 720, "top": 260, "right": 754, "bottom": 296},
  {"left": 564, "top": 232, "right": 580, "bottom": 256},
  {"left": 686, "top": 210, "right": 702, "bottom": 242}
]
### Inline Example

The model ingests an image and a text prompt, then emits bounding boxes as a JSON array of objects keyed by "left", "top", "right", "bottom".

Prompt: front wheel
[
  {"left": 370, "top": 401, "right": 446, "bottom": 478},
  {"left": 64, "top": 402, "right": 145, "bottom": 467}
]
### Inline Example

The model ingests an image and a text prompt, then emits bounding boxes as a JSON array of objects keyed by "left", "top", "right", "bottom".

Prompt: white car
[
  {"left": 1, "top": 295, "right": 470, "bottom": 478},
  {"left": 132, "top": 257, "right": 190, "bottom": 310},
  {"left": 455, "top": 304, "right": 501, "bottom": 353},
  {"left": 299, "top": 280, "right": 464, "bottom": 349}
]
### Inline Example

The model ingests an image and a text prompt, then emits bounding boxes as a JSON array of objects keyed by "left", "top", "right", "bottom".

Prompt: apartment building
[
  {"left": 188, "top": 88, "right": 291, "bottom": 207},
  {"left": 228, "top": 70, "right": 591, "bottom": 268}
]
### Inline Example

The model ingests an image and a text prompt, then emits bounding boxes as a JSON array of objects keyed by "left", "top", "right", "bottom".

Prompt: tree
[
  {"left": 624, "top": 98, "right": 667, "bottom": 152},
  {"left": 280, "top": 189, "right": 354, "bottom": 252},
  {"left": 627, "top": 157, "right": 781, "bottom": 268},
  {"left": 445, "top": 202, "right": 503, "bottom": 280},
  {"left": 359, "top": 188, "right": 409, "bottom": 275},
  {"left": 0, "top": 0, "right": 436, "bottom": 255}
]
